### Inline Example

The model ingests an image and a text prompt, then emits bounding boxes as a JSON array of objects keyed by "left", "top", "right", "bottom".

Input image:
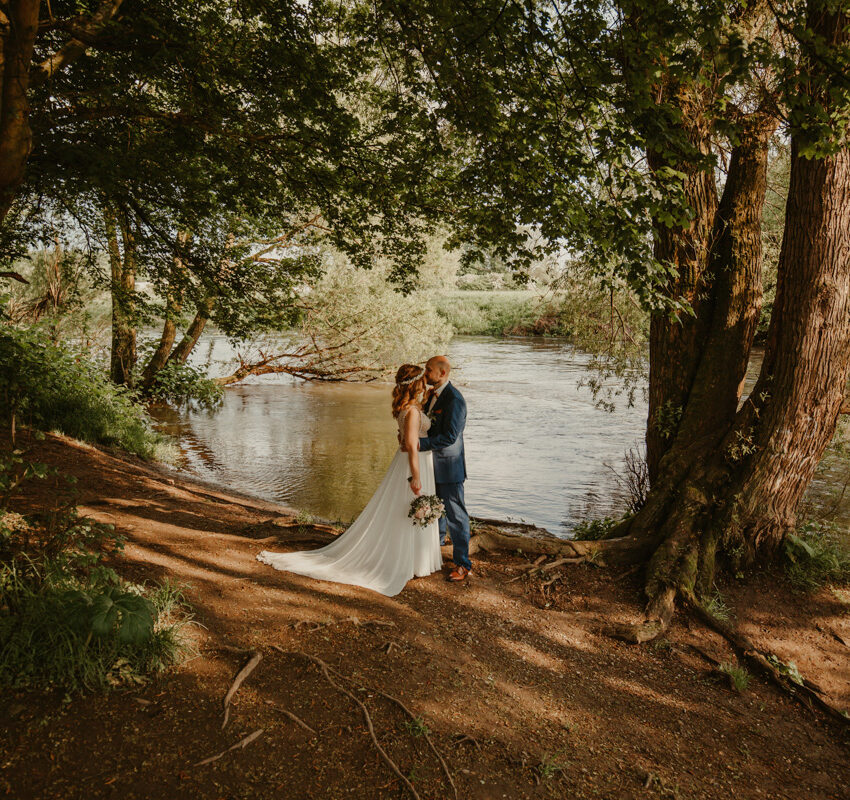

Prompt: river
[{"left": 151, "top": 334, "right": 850, "bottom": 538}]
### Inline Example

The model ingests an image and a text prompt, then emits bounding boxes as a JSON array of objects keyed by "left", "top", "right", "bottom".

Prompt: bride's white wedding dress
[{"left": 256, "top": 407, "right": 442, "bottom": 596}]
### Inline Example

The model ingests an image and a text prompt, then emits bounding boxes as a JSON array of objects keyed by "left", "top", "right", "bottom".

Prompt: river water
[{"left": 151, "top": 334, "right": 850, "bottom": 538}]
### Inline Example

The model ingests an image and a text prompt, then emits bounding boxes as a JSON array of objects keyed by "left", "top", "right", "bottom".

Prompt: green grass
[
  {"left": 718, "top": 662, "right": 751, "bottom": 692},
  {"left": 537, "top": 751, "right": 569, "bottom": 780}
]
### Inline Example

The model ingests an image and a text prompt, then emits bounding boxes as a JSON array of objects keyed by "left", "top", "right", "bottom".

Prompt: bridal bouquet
[{"left": 408, "top": 494, "right": 445, "bottom": 528}]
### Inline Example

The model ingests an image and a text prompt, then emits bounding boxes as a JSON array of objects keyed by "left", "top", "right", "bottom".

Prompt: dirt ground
[{"left": 1, "top": 432, "right": 849, "bottom": 800}]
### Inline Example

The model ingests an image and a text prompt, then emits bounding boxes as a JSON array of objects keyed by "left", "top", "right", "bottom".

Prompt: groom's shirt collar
[{"left": 426, "top": 381, "right": 448, "bottom": 413}]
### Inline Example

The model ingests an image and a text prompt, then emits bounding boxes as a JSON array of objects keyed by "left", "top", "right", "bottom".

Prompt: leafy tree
[
  {"left": 3, "top": 0, "right": 458, "bottom": 387},
  {"left": 379, "top": 0, "right": 850, "bottom": 636}
]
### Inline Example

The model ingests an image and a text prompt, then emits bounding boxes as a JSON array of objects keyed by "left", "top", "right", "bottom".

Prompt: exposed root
[
  {"left": 289, "top": 616, "right": 396, "bottom": 633},
  {"left": 193, "top": 729, "right": 264, "bottom": 767},
  {"left": 604, "top": 587, "right": 677, "bottom": 644},
  {"left": 263, "top": 700, "right": 318, "bottom": 735},
  {"left": 274, "top": 647, "right": 421, "bottom": 800},
  {"left": 473, "top": 525, "right": 649, "bottom": 567},
  {"left": 222, "top": 652, "right": 262, "bottom": 730},
  {"left": 687, "top": 596, "right": 850, "bottom": 728},
  {"left": 369, "top": 687, "right": 457, "bottom": 800}
]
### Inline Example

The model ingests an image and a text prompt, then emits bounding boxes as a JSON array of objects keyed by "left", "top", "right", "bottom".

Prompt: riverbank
[{"left": 2, "top": 432, "right": 849, "bottom": 799}]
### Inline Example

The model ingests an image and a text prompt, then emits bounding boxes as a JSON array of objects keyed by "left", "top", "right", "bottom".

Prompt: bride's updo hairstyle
[{"left": 392, "top": 364, "right": 428, "bottom": 419}]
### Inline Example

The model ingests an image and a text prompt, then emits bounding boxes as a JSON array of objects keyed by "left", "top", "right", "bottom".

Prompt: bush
[
  {"left": 143, "top": 358, "right": 223, "bottom": 410},
  {"left": 784, "top": 521, "right": 850, "bottom": 592},
  {"left": 0, "top": 456, "right": 190, "bottom": 692},
  {"left": 0, "top": 325, "right": 172, "bottom": 460}
]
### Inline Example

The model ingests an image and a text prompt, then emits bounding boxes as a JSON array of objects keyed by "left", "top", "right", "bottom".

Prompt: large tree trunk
[
  {"left": 645, "top": 137, "right": 718, "bottom": 484},
  {"left": 105, "top": 205, "right": 137, "bottom": 387},
  {"left": 0, "top": 0, "right": 124, "bottom": 224},
  {"left": 605, "top": 3, "right": 850, "bottom": 638},
  {"left": 0, "top": 0, "right": 40, "bottom": 222}
]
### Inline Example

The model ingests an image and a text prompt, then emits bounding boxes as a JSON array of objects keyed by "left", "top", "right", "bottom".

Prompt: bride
[{"left": 256, "top": 363, "right": 443, "bottom": 596}]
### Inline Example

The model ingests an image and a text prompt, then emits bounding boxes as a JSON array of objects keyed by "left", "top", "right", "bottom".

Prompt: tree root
[
  {"left": 472, "top": 525, "right": 650, "bottom": 567},
  {"left": 369, "top": 687, "right": 457, "bottom": 800},
  {"left": 194, "top": 729, "right": 264, "bottom": 767},
  {"left": 686, "top": 596, "right": 850, "bottom": 727},
  {"left": 274, "top": 647, "right": 422, "bottom": 800},
  {"left": 222, "top": 652, "right": 262, "bottom": 730},
  {"left": 263, "top": 700, "right": 318, "bottom": 734}
]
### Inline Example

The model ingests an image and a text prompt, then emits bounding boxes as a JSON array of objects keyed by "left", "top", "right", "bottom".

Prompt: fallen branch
[
  {"left": 273, "top": 647, "right": 421, "bottom": 800},
  {"left": 222, "top": 652, "right": 262, "bottom": 730},
  {"left": 264, "top": 700, "right": 317, "bottom": 735},
  {"left": 687, "top": 596, "right": 850, "bottom": 727},
  {"left": 194, "top": 729, "right": 264, "bottom": 767}
]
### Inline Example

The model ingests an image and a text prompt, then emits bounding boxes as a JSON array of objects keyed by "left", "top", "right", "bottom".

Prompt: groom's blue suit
[{"left": 419, "top": 382, "right": 471, "bottom": 571}]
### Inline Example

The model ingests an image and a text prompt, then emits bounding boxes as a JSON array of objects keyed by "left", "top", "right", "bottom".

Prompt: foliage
[
  {"left": 0, "top": 325, "right": 172, "bottom": 460},
  {"left": 3, "top": 247, "right": 108, "bottom": 346},
  {"left": 0, "top": 459, "right": 190, "bottom": 692},
  {"left": 432, "top": 290, "right": 557, "bottom": 336},
  {"left": 139, "top": 354, "right": 223, "bottom": 411},
  {"left": 228, "top": 254, "right": 453, "bottom": 382},
  {"left": 299, "top": 254, "right": 452, "bottom": 377},
  {"left": 402, "top": 716, "right": 430, "bottom": 738},
  {"left": 784, "top": 522, "right": 850, "bottom": 592},
  {"left": 571, "top": 516, "right": 622, "bottom": 541}
]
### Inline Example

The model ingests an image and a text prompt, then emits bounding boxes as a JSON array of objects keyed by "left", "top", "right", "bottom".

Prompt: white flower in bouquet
[{"left": 408, "top": 494, "right": 445, "bottom": 528}]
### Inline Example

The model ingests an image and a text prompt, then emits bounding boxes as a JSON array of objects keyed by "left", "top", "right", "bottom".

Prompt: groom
[{"left": 418, "top": 356, "right": 472, "bottom": 582}]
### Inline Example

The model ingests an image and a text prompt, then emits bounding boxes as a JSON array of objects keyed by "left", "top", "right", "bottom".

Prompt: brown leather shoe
[{"left": 447, "top": 566, "right": 472, "bottom": 582}]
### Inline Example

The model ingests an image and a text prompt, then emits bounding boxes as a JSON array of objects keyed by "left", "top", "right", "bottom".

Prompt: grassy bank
[{"left": 433, "top": 290, "right": 570, "bottom": 336}]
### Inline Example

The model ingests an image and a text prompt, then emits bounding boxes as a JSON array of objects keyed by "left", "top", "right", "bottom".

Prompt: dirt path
[{"left": 2, "top": 433, "right": 849, "bottom": 800}]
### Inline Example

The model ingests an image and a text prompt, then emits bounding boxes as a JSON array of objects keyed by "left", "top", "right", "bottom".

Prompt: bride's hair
[{"left": 392, "top": 364, "right": 428, "bottom": 419}]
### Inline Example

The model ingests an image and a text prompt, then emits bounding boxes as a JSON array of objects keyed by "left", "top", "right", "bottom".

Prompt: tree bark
[
  {"left": 603, "top": 2, "right": 850, "bottom": 640},
  {"left": 140, "top": 231, "right": 190, "bottom": 392},
  {"left": 166, "top": 296, "right": 214, "bottom": 366},
  {"left": 645, "top": 136, "right": 718, "bottom": 484},
  {"left": 0, "top": 0, "right": 40, "bottom": 222},
  {"left": 0, "top": 0, "right": 124, "bottom": 224},
  {"left": 105, "top": 205, "right": 137, "bottom": 387}
]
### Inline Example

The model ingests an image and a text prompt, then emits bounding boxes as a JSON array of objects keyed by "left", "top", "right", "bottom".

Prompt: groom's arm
[{"left": 419, "top": 396, "right": 466, "bottom": 452}]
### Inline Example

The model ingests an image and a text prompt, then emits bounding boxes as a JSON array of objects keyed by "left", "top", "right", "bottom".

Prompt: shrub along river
[{"left": 151, "top": 335, "right": 849, "bottom": 538}]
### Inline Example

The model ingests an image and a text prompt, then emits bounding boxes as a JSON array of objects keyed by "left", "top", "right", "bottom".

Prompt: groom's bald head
[{"left": 425, "top": 355, "right": 451, "bottom": 386}]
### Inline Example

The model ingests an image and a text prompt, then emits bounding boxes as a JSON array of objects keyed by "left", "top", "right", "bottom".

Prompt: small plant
[
  {"left": 766, "top": 654, "right": 804, "bottom": 686},
  {"left": 403, "top": 716, "right": 430, "bottom": 738},
  {"left": 784, "top": 522, "right": 850, "bottom": 592},
  {"left": 537, "top": 751, "right": 568, "bottom": 780},
  {"left": 571, "top": 515, "right": 622, "bottom": 541},
  {"left": 719, "top": 662, "right": 750, "bottom": 692},
  {"left": 0, "top": 461, "right": 190, "bottom": 693},
  {"left": 703, "top": 591, "right": 733, "bottom": 622}
]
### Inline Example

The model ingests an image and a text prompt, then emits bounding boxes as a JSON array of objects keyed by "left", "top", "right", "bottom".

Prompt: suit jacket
[{"left": 419, "top": 381, "right": 467, "bottom": 484}]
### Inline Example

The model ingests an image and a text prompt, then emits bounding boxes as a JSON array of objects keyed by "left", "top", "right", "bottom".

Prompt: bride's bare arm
[{"left": 404, "top": 408, "right": 422, "bottom": 494}]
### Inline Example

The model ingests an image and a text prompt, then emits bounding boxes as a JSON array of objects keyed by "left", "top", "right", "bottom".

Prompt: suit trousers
[{"left": 435, "top": 480, "right": 471, "bottom": 571}]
